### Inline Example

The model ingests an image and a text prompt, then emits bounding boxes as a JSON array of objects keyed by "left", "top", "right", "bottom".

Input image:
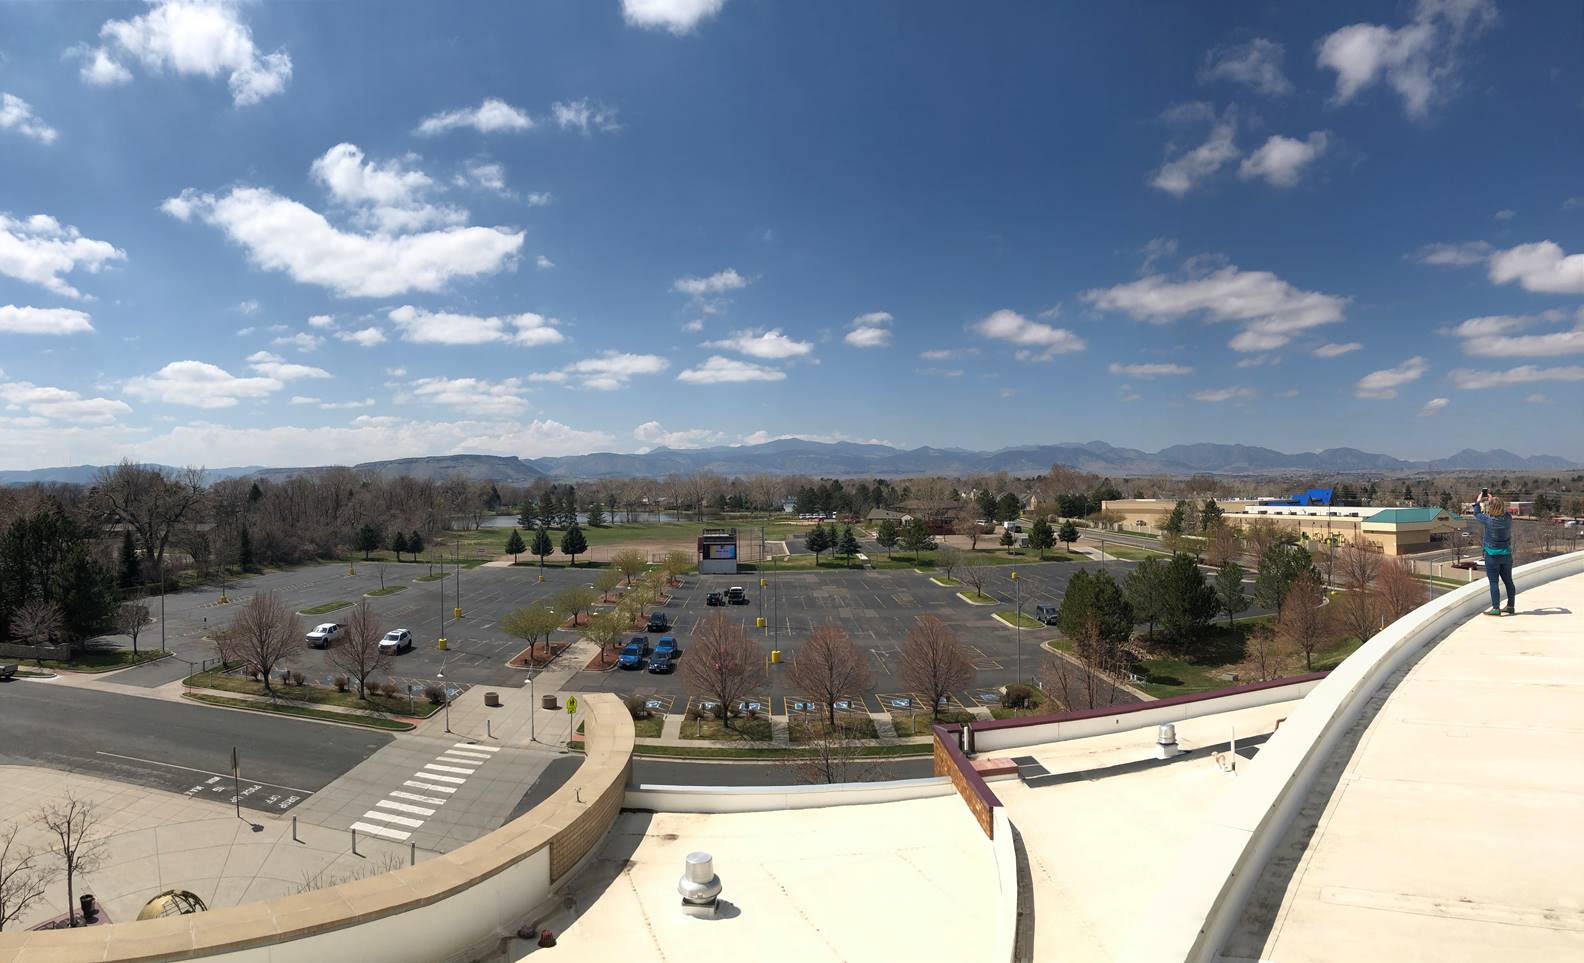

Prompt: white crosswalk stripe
[
  {"left": 424, "top": 763, "right": 476, "bottom": 775},
  {"left": 360, "top": 810, "right": 423, "bottom": 828},
  {"left": 391, "top": 790, "right": 447, "bottom": 805},
  {"left": 454, "top": 743, "right": 499, "bottom": 752},
  {"left": 445, "top": 751, "right": 491, "bottom": 762},
  {"left": 416, "top": 771, "right": 466, "bottom": 784},
  {"left": 435, "top": 755, "right": 483, "bottom": 766},
  {"left": 404, "top": 780, "right": 456, "bottom": 794},
  {"left": 351, "top": 821, "right": 410, "bottom": 841},
  {"left": 377, "top": 799, "right": 436, "bottom": 817},
  {"left": 353, "top": 747, "right": 497, "bottom": 840}
]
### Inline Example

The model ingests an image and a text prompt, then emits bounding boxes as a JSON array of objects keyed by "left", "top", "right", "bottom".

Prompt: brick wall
[
  {"left": 548, "top": 753, "right": 632, "bottom": 881},
  {"left": 933, "top": 725, "right": 997, "bottom": 838}
]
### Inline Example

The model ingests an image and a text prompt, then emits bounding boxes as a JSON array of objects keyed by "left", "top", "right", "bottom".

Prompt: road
[{"left": 0, "top": 680, "right": 391, "bottom": 814}]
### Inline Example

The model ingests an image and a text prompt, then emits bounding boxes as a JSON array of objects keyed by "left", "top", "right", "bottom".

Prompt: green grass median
[{"left": 183, "top": 692, "right": 413, "bottom": 730}]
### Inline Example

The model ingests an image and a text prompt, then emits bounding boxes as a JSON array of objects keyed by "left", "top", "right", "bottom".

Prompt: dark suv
[
  {"left": 705, "top": 591, "right": 724, "bottom": 606},
  {"left": 646, "top": 612, "right": 671, "bottom": 632}
]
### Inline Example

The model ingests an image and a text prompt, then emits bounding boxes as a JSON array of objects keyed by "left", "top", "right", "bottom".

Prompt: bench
[{"left": 0, "top": 664, "right": 17, "bottom": 681}]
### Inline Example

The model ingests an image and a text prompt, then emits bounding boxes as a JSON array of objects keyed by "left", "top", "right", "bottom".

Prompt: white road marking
[
  {"left": 350, "top": 821, "right": 410, "bottom": 841},
  {"left": 377, "top": 799, "right": 435, "bottom": 817},
  {"left": 424, "top": 763, "right": 476, "bottom": 775},
  {"left": 391, "top": 790, "right": 446, "bottom": 805},
  {"left": 94, "top": 751, "right": 316, "bottom": 795},
  {"left": 454, "top": 743, "right": 498, "bottom": 752},
  {"left": 403, "top": 780, "right": 457, "bottom": 794},
  {"left": 360, "top": 810, "right": 423, "bottom": 828},
  {"left": 414, "top": 771, "right": 465, "bottom": 784},
  {"left": 435, "top": 755, "right": 483, "bottom": 766}
]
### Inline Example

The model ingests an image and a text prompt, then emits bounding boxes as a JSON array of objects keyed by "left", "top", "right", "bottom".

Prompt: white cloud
[
  {"left": 124, "top": 360, "right": 282, "bottom": 408},
  {"left": 320, "top": 398, "right": 375, "bottom": 410},
  {"left": 1493, "top": 208, "right": 1515, "bottom": 221},
  {"left": 919, "top": 347, "right": 978, "bottom": 361},
  {"left": 237, "top": 299, "right": 260, "bottom": 315},
  {"left": 408, "top": 376, "right": 528, "bottom": 415},
  {"left": 552, "top": 352, "right": 670, "bottom": 391},
  {"left": 270, "top": 332, "right": 323, "bottom": 353},
  {"left": 385, "top": 367, "right": 406, "bottom": 377},
  {"left": 1355, "top": 355, "right": 1429, "bottom": 398},
  {"left": 970, "top": 308, "right": 1085, "bottom": 361},
  {"left": 0, "top": 305, "right": 94, "bottom": 335},
  {"left": 524, "top": 192, "right": 552, "bottom": 207},
  {"left": 289, "top": 395, "right": 318, "bottom": 406},
  {"left": 0, "top": 213, "right": 126, "bottom": 299},
  {"left": 162, "top": 187, "right": 523, "bottom": 298},
  {"left": 622, "top": 0, "right": 727, "bottom": 34},
  {"left": 235, "top": 326, "right": 255, "bottom": 337},
  {"left": 1313, "top": 341, "right": 1362, "bottom": 358},
  {"left": 704, "top": 328, "right": 813, "bottom": 359},
  {"left": 1564, "top": 197, "right": 1584, "bottom": 211},
  {"left": 245, "top": 350, "right": 330, "bottom": 381},
  {"left": 387, "top": 305, "right": 562, "bottom": 346},
  {"left": 1084, "top": 264, "right": 1347, "bottom": 353},
  {"left": 74, "top": 1, "right": 292, "bottom": 106},
  {"left": 1419, "top": 397, "right": 1450, "bottom": 415},
  {"left": 1446, "top": 309, "right": 1584, "bottom": 357},
  {"left": 459, "top": 160, "right": 508, "bottom": 194},
  {"left": 1487, "top": 241, "right": 1584, "bottom": 294},
  {"left": 0, "top": 380, "right": 129, "bottom": 423},
  {"left": 1525, "top": 393, "right": 1549, "bottom": 403},
  {"left": 1190, "top": 386, "right": 1255, "bottom": 402},
  {"left": 0, "top": 93, "right": 58, "bottom": 144},
  {"left": 307, "top": 313, "right": 333, "bottom": 328},
  {"left": 673, "top": 267, "right": 749, "bottom": 296},
  {"left": 632, "top": 421, "right": 727, "bottom": 449},
  {"left": 310, "top": 143, "right": 462, "bottom": 234},
  {"left": 336, "top": 326, "right": 386, "bottom": 348},
  {"left": 1317, "top": 0, "right": 1497, "bottom": 118},
  {"left": 1107, "top": 362, "right": 1192, "bottom": 378},
  {"left": 1448, "top": 365, "right": 1584, "bottom": 389},
  {"left": 1414, "top": 240, "right": 1492, "bottom": 266},
  {"left": 916, "top": 367, "right": 963, "bottom": 378},
  {"left": 416, "top": 98, "right": 534, "bottom": 136},
  {"left": 1152, "top": 109, "right": 1238, "bottom": 197},
  {"left": 682, "top": 319, "right": 704, "bottom": 333},
  {"left": 535, "top": 254, "right": 554, "bottom": 269},
  {"left": 1199, "top": 38, "right": 1291, "bottom": 96},
  {"left": 552, "top": 98, "right": 620, "bottom": 134},
  {"left": 677, "top": 355, "right": 785, "bottom": 384},
  {"left": 1238, "top": 132, "right": 1329, "bottom": 187},
  {"left": 844, "top": 311, "right": 894, "bottom": 348}
]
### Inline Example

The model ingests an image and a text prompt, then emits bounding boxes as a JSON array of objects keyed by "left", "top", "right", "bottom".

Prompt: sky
[{"left": 1, "top": 0, "right": 1581, "bottom": 470}]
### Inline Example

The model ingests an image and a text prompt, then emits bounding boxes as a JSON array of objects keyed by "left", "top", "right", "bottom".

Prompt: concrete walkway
[{"left": 1224, "top": 572, "right": 1584, "bottom": 961}]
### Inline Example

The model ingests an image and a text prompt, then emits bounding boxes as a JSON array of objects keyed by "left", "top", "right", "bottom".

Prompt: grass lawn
[
  {"left": 747, "top": 554, "right": 865, "bottom": 571},
  {"left": 414, "top": 572, "right": 450, "bottom": 582},
  {"left": 957, "top": 591, "right": 997, "bottom": 605},
  {"left": 678, "top": 716, "right": 774, "bottom": 742},
  {"left": 1310, "top": 636, "right": 1367, "bottom": 671},
  {"left": 929, "top": 575, "right": 961, "bottom": 586},
  {"left": 183, "top": 692, "right": 412, "bottom": 730},
  {"left": 184, "top": 669, "right": 443, "bottom": 718},
  {"left": 988, "top": 689, "right": 1053, "bottom": 720},
  {"left": 300, "top": 600, "right": 353, "bottom": 615},
  {"left": 358, "top": 551, "right": 491, "bottom": 568},
  {"left": 1102, "top": 545, "right": 1170, "bottom": 561},
  {"left": 447, "top": 520, "right": 809, "bottom": 552},
  {"left": 366, "top": 585, "right": 408, "bottom": 597},
  {"left": 787, "top": 714, "right": 880, "bottom": 741},
  {"left": 995, "top": 610, "right": 1043, "bottom": 629},
  {"left": 629, "top": 715, "right": 665, "bottom": 738},
  {"left": 32, "top": 649, "right": 167, "bottom": 673},
  {"left": 889, "top": 710, "right": 973, "bottom": 737},
  {"left": 1134, "top": 616, "right": 1287, "bottom": 698}
]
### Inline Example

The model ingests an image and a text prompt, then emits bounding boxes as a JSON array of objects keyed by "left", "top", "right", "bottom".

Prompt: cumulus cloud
[
  {"left": 632, "top": 421, "right": 727, "bottom": 449},
  {"left": 1313, "top": 341, "right": 1362, "bottom": 358},
  {"left": 1190, "top": 386, "right": 1255, "bottom": 402},
  {"left": 310, "top": 143, "right": 463, "bottom": 233},
  {"left": 1441, "top": 308, "right": 1584, "bottom": 357},
  {"left": 0, "top": 305, "right": 94, "bottom": 335},
  {"left": 1317, "top": 0, "right": 1497, "bottom": 118},
  {"left": 125, "top": 360, "right": 282, "bottom": 408},
  {"left": 307, "top": 313, "right": 333, "bottom": 328},
  {"left": 1419, "top": 397, "right": 1449, "bottom": 415},
  {"left": 549, "top": 352, "right": 670, "bottom": 391},
  {"left": 1199, "top": 38, "right": 1291, "bottom": 96},
  {"left": 673, "top": 268, "right": 749, "bottom": 296},
  {"left": 1108, "top": 362, "right": 1192, "bottom": 378},
  {"left": 0, "top": 213, "right": 126, "bottom": 299},
  {"left": 1355, "top": 355, "right": 1429, "bottom": 398},
  {"left": 0, "top": 380, "right": 130, "bottom": 423},
  {"left": 1487, "top": 241, "right": 1584, "bottom": 294},
  {"left": 457, "top": 160, "right": 509, "bottom": 194},
  {"left": 162, "top": 187, "right": 522, "bottom": 298},
  {"left": 270, "top": 332, "right": 323, "bottom": 353},
  {"left": 1084, "top": 264, "right": 1347, "bottom": 353},
  {"left": 416, "top": 98, "right": 534, "bottom": 136},
  {"left": 970, "top": 308, "right": 1085, "bottom": 361},
  {"left": 0, "top": 93, "right": 58, "bottom": 144},
  {"left": 408, "top": 376, "right": 528, "bottom": 415},
  {"left": 552, "top": 98, "right": 620, "bottom": 133},
  {"left": 1239, "top": 132, "right": 1329, "bottom": 187},
  {"left": 336, "top": 326, "right": 387, "bottom": 348},
  {"left": 1414, "top": 240, "right": 1492, "bottom": 266},
  {"left": 72, "top": 1, "right": 291, "bottom": 106},
  {"left": 387, "top": 305, "right": 562, "bottom": 346},
  {"left": 622, "top": 0, "right": 727, "bottom": 34},
  {"left": 844, "top": 311, "right": 894, "bottom": 348},
  {"left": 1151, "top": 108, "right": 1238, "bottom": 196},
  {"left": 524, "top": 192, "right": 552, "bottom": 207},
  {"left": 681, "top": 319, "right": 704, "bottom": 333},
  {"left": 704, "top": 328, "right": 813, "bottom": 359},
  {"left": 535, "top": 255, "right": 554, "bottom": 269},
  {"left": 677, "top": 355, "right": 785, "bottom": 384},
  {"left": 1448, "top": 365, "right": 1584, "bottom": 389},
  {"left": 245, "top": 350, "right": 330, "bottom": 382}
]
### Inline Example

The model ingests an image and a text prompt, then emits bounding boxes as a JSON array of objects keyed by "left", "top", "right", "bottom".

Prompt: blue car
[
  {"left": 654, "top": 636, "right": 679, "bottom": 659},
  {"left": 647, "top": 650, "right": 675, "bottom": 674},
  {"left": 617, "top": 636, "right": 648, "bottom": 669}
]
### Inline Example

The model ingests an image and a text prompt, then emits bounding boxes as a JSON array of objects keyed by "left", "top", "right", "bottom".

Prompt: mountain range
[{"left": 2, "top": 440, "right": 1578, "bottom": 486}]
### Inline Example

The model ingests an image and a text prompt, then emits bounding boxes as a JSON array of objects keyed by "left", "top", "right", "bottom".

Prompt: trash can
[
  {"left": 770, "top": 649, "right": 781, "bottom": 664},
  {"left": 541, "top": 694, "right": 557, "bottom": 710},
  {"left": 484, "top": 691, "right": 500, "bottom": 707}
]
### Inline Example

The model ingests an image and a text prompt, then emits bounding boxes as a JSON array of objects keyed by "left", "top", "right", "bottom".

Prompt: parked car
[
  {"left": 1033, "top": 603, "right": 1060, "bottom": 626},
  {"left": 305, "top": 622, "right": 344, "bottom": 648},
  {"left": 618, "top": 636, "right": 649, "bottom": 669},
  {"left": 654, "top": 635, "right": 679, "bottom": 658},
  {"left": 379, "top": 628, "right": 413, "bottom": 654},
  {"left": 647, "top": 650, "right": 675, "bottom": 674},
  {"left": 726, "top": 586, "right": 748, "bottom": 604},
  {"left": 646, "top": 612, "right": 671, "bottom": 632},
  {"left": 1451, "top": 560, "right": 1484, "bottom": 570},
  {"left": 706, "top": 591, "right": 724, "bottom": 606}
]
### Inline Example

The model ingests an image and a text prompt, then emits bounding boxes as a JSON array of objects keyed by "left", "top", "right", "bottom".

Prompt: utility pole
[{"left": 158, "top": 558, "right": 166, "bottom": 653}]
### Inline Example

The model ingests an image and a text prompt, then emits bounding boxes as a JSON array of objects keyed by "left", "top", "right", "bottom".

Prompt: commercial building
[
  {"left": 1104, "top": 498, "right": 1262, "bottom": 530},
  {"left": 696, "top": 527, "right": 739, "bottom": 574},
  {"left": 1102, "top": 499, "right": 1465, "bottom": 556}
]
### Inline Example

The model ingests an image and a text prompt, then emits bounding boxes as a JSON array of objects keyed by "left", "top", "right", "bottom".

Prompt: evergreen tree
[
  {"left": 1125, "top": 556, "right": 1166, "bottom": 638},
  {"left": 531, "top": 526, "right": 554, "bottom": 568},
  {"left": 806, "top": 523, "right": 831, "bottom": 563},
  {"left": 587, "top": 501, "right": 606, "bottom": 527},
  {"left": 1200, "top": 498, "right": 1224, "bottom": 531},
  {"left": 875, "top": 518, "right": 899, "bottom": 558},
  {"left": 485, "top": 484, "right": 502, "bottom": 511},
  {"left": 1056, "top": 569, "right": 1133, "bottom": 647},
  {"left": 247, "top": 482, "right": 263, "bottom": 505},
  {"left": 838, "top": 525, "right": 861, "bottom": 566},
  {"left": 1157, "top": 552, "right": 1219, "bottom": 653},
  {"left": 392, "top": 530, "right": 409, "bottom": 561},
  {"left": 1058, "top": 520, "right": 1079, "bottom": 554},
  {"left": 900, "top": 517, "right": 934, "bottom": 561},
  {"left": 55, "top": 549, "right": 120, "bottom": 651},
  {"left": 999, "top": 528, "right": 1015, "bottom": 550},
  {"left": 536, "top": 487, "right": 558, "bottom": 529},
  {"left": 560, "top": 485, "right": 578, "bottom": 528},
  {"left": 559, "top": 522, "right": 588, "bottom": 566},
  {"left": 1028, "top": 517, "right": 1055, "bottom": 559},
  {"left": 355, "top": 523, "right": 382, "bottom": 560},
  {"left": 1214, "top": 561, "right": 1250, "bottom": 627},
  {"left": 995, "top": 492, "right": 1021, "bottom": 523},
  {"left": 1164, "top": 499, "right": 1192, "bottom": 535},
  {"left": 118, "top": 529, "right": 140, "bottom": 590},
  {"left": 238, "top": 526, "right": 256, "bottom": 573},
  {"left": 518, "top": 501, "right": 536, "bottom": 530},
  {"left": 974, "top": 490, "right": 999, "bottom": 522},
  {"left": 505, "top": 528, "right": 525, "bottom": 563},
  {"left": 1255, "top": 543, "right": 1319, "bottom": 611},
  {"left": 408, "top": 530, "right": 425, "bottom": 557}
]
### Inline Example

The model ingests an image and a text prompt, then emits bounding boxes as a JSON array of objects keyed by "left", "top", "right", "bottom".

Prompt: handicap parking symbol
[
  {"left": 888, "top": 697, "right": 912, "bottom": 709},
  {"left": 645, "top": 699, "right": 664, "bottom": 710}
]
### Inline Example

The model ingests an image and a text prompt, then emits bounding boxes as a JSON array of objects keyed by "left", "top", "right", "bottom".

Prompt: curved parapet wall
[
  {"left": 1137, "top": 550, "right": 1584, "bottom": 963},
  {"left": 0, "top": 693, "right": 634, "bottom": 962}
]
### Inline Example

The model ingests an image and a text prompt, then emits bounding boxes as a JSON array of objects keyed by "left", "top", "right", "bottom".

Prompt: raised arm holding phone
[{"left": 1472, "top": 489, "right": 1516, "bottom": 616}]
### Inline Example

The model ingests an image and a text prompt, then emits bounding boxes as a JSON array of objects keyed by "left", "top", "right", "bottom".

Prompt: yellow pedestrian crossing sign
[{"left": 566, "top": 695, "right": 578, "bottom": 715}]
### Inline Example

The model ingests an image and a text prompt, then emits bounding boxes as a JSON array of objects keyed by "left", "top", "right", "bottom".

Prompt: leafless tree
[
  {"left": 328, "top": 601, "right": 389, "bottom": 700},
  {"left": 788, "top": 625, "right": 875, "bottom": 728},
  {"left": 681, "top": 613, "right": 765, "bottom": 730},
  {"left": 92, "top": 461, "right": 207, "bottom": 576},
  {"left": 958, "top": 552, "right": 989, "bottom": 598},
  {"left": 936, "top": 545, "right": 963, "bottom": 582},
  {"left": 1243, "top": 624, "right": 1294, "bottom": 682},
  {"left": 1041, "top": 611, "right": 1124, "bottom": 710},
  {"left": 1335, "top": 536, "right": 1383, "bottom": 645},
  {"left": 1276, "top": 571, "right": 1330, "bottom": 671},
  {"left": 1374, "top": 557, "right": 1427, "bottom": 625},
  {"left": 37, "top": 796, "right": 105, "bottom": 928},
  {"left": 217, "top": 592, "right": 299, "bottom": 696},
  {"left": 780, "top": 720, "right": 883, "bottom": 784},
  {"left": 901, "top": 615, "right": 975, "bottom": 719},
  {"left": 0, "top": 823, "right": 53, "bottom": 932},
  {"left": 1206, "top": 524, "right": 1242, "bottom": 568},
  {"left": 8, "top": 600, "right": 63, "bottom": 646},
  {"left": 955, "top": 508, "right": 983, "bottom": 551},
  {"left": 115, "top": 603, "right": 150, "bottom": 656}
]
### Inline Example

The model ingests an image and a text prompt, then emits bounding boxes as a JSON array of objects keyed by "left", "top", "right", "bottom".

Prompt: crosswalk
[{"left": 350, "top": 743, "right": 498, "bottom": 842}]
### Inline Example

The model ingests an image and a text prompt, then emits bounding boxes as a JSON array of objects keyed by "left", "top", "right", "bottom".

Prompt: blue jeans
[{"left": 1485, "top": 554, "right": 1515, "bottom": 610}]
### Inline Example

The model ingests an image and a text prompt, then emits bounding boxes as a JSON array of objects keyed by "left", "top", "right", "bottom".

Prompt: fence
[{"left": 0, "top": 641, "right": 73, "bottom": 661}]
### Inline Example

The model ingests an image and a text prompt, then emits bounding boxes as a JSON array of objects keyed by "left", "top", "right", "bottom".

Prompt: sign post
[
  {"left": 565, "top": 695, "right": 578, "bottom": 748},
  {"left": 231, "top": 747, "right": 240, "bottom": 819}
]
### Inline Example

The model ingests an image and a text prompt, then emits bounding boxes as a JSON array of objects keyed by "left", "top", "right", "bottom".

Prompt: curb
[
  {"left": 1039, "top": 641, "right": 1155, "bottom": 701},
  {"left": 956, "top": 591, "right": 997, "bottom": 606}
]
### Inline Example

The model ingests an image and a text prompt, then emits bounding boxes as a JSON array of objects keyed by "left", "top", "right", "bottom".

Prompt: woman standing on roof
[{"left": 1472, "top": 490, "right": 1516, "bottom": 616}]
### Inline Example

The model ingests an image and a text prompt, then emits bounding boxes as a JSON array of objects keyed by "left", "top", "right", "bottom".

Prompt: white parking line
[
  {"left": 360, "top": 810, "right": 423, "bottom": 828},
  {"left": 414, "top": 771, "right": 465, "bottom": 784},
  {"left": 376, "top": 799, "right": 436, "bottom": 817},
  {"left": 423, "top": 763, "right": 476, "bottom": 775},
  {"left": 391, "top": 790, "right": 447, "bottom": 805},
  {"left": 351, "top": 821, "right": 410, "bottom": 841}
]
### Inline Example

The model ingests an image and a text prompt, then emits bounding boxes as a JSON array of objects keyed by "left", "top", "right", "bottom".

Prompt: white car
[
  {"left": 305, "top": 622, "right": 344, "bottom": 648},
  {"left": 379, "top": 629, "right": 414, "bottom": 654}
]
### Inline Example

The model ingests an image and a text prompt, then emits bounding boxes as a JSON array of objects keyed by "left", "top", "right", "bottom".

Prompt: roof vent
[
  {"left": 1156, "top": 723, "right": 1181, "bottom": 759},
  {"left": 679, "top": 851, "right": 722, "bottom": 918}
]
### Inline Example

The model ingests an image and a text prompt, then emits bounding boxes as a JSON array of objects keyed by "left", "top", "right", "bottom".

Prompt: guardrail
[{"left": 0, "top": 692, "right": 634, "bottom": 961}]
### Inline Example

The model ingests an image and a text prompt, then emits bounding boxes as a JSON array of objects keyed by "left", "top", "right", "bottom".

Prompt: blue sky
[{"left": 1, "top": 0, "right": 1581, "bottom": 469}]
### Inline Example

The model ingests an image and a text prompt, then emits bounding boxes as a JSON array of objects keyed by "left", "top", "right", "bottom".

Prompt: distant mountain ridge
[{"left": 2, "top": 441, "right": 1575, "bottom": 486}]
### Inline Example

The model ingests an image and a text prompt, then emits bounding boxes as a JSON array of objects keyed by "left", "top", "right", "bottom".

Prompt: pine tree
[
  {"left": 1125, "top": 557, "right": 1165, "bottom": 639},
  {"left": 238, "top": 526, "right": 256, "bottom": 573},
  {"left": 355, "top": 523, "right": 382, "bottom": 560},
  {"left": 875, "top": 518, "right": 899, "bottom": 558},
  {"left": 518, "top": 500, "right": 535, "bottom": 530},
  {"left": 531, "top": 526, "right": 554, "bottom": 568},
  {"left": 587, "top": 501, "right": 606, "bottom": 527},
  {"left": 536, "top": 487, "right": 558, "bottom": 530},
  {"left": 995, "top": 492, "right": 1021, "bottom": 523},
  {"left": 560, "top": 522, "right": 588, "bottom": 566},
  {"left": 806, "top": 523, "right": 831, "bottom": 564},
  {"left": 999, "top": 528, "right": 1014, "bottom": 550},
  {"left": 1028, "top": 517, "right": 1055, "bottom": 559},
  {"left": 118, "top": 529, "right": 140, "bottom": 590},
  {"left": 839, "top": 525, "right": 861, "bottom": 566},
  {"left": 560, "top": 485, "right": 578, "bottom": 528},
  {"left": 392, "top": 530, "right": 409, "bottom": 561},
  {"left": 901, "top": 517, "right": 933, "bottom": 561},
  {"left": 1215, "top": 561, "right": 1250, "bottom": 627},
  {"left": 1157, "top": 552, "right": 1219, "bottom": 653},
  {"left": 1058, "top": 520, "right": 1079, "bottom": 554},
  {"left": 505, "top": 528, "right": 525, "bottom": 563},
  {"left": 1200, "top": 498, "right": 1223, "bottom": 531},
  {"left": 408, "top": 530, "right": 425, "bottom": 556}
]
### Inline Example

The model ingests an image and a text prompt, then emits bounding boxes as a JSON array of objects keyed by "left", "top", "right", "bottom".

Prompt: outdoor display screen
[{"left": 703, "top": 543, "right": 737, "bottom": 559}]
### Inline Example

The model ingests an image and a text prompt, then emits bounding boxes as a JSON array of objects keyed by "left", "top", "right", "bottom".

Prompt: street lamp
[
  {"left": 437, "top": 668, "right": 451, "bottom": 733},
  {"left": 1011, "top": 569, "right": 1021, "bottom": 683}
]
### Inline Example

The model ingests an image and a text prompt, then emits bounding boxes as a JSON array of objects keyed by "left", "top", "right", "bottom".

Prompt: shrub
[
  {"left": 424, "top": 684, "right": 446, "bottom": 705},
  {"left": 624, "top": 694, "right": 649, "bottom": 720},
  {"left": 290, "top": 670, "right": 306, "bottom": 686},
  {"left": 1003, "top": 683, "right": 1038, "bottom": 710},
  {"left": 333, "top": 675, "right": 349, "bottom": 692}
]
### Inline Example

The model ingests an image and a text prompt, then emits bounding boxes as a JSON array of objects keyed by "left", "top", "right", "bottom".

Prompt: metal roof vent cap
[
  {"left": 679, "top": 851, "right": 722, "bottom": 917},
  {"left": 1156, "top": 723, "right": 1181, "bottom": 759}
]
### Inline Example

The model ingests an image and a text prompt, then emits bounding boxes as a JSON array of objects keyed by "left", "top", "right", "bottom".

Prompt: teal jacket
[{"left": 1472, "top": 505, "right": 1512, "bottom": 556}]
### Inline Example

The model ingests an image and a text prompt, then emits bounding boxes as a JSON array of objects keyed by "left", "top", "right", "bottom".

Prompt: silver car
[{"left": 379, "top": 628, "right": 413, "bottom": 654}]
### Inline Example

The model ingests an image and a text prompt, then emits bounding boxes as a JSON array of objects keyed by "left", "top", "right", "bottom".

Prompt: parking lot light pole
[
  {"left": 1011, "top": 569, "right": 1021, "bottom": 683},
  {"left": 437, "top": 669, "right": 451, "bottom": 733}
]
